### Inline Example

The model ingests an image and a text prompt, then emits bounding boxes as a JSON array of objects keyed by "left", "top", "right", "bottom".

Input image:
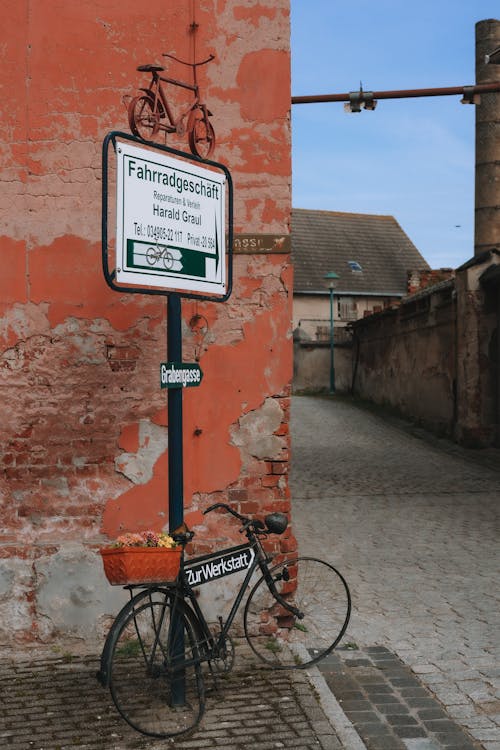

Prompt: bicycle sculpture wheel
[
  {"left": 108, "top": 590, "right": 204, "bottom": 738},
  {"left": 244, "top": 557, "right": 351, "bottom": 669},
  {"left": 188, "top": 107, "right": 215, "bottom": 159},
  {"left": 128, "top": 96, "right": 160, "bottom": 141}
]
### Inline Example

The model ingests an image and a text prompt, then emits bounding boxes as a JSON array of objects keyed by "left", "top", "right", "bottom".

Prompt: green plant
[
  {"left": 264, "top": 638, "right": 282, "bottom": 654},
  {"left": 116, "top": 639, "right": 143, "bottom": 658}
]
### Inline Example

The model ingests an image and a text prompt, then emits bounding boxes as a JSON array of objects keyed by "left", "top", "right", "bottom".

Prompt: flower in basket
[
  {"left": 100, "top": 530, "right": 180, "bottom": 585},
  {"left": 112, "top": 530, "right": 177, "bottom": 549}
]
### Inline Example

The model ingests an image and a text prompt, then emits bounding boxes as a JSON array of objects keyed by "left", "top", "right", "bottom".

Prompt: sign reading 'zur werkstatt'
[{"left": 116, "top": 140, "right": 226, "bottom": 295}]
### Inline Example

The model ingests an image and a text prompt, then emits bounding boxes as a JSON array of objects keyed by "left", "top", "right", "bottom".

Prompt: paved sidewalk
[
  {"left": 0, "top": 642, "right": 345, "bottom": 750},
  {"left": 291, "top": 395, "right": 500, "bottom": 750}
]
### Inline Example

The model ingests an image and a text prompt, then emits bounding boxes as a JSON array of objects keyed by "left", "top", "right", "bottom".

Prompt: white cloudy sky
[{"left": 291, "top": 1, "right": 499, "bottom": 269}]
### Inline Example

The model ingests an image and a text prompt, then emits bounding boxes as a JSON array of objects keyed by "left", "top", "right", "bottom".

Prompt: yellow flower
[{"left": 157, "top": 533, "right": 176, "bottom": 548}]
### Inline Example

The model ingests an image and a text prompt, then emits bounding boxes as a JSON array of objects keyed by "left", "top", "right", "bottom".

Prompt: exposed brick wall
[
  {"left": 0, "top": 0, "right": 294, "bottom": 646},
  {"left": 407, "top": 268, "right": 455, "bottom": 295}
]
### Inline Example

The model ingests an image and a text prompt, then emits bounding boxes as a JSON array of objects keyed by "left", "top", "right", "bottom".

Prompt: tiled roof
[{"left": 292, "top": 208, "right": 430, "bottom": 295}]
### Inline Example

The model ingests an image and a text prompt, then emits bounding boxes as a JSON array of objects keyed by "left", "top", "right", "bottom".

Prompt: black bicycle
[{"left": 97, "top": 503, "right": 351, "bottom": 738}]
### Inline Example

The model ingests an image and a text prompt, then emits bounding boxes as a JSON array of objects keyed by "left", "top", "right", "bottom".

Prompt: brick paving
[
  {"left": 321, "top": 646, "right": 483, "bottom": 750},
  {"left": 290, "top": 395, "right": 500, "bottom": 750},
  {"left": 0, "top": 643, "right": 342, "bottom": 749}
]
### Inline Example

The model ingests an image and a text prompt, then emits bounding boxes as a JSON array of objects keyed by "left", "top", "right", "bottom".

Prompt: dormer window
[{"left": 348, "top": 260, "right": 363, "bottom": 273}]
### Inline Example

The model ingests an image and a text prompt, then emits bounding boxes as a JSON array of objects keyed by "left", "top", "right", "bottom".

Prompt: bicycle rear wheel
[
  {"left": 188, "top": 108, "right": 215, "bottom": 159},
  {"left": 146, "top": 246, "right": 159, "bottom": 265},
  {"left": 244, "top": 557, "right": 351, "bottom": 669},
  {"left": 128, "top": 95, "right": 160, "bottom": 140},
  {"left": 109, "top": 590, "right": 204, "bottom": 738}
]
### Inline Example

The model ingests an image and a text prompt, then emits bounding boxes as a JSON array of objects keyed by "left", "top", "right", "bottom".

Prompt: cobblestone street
[{"left": 290, "top": 395, "right": 500, "bottom": 750}]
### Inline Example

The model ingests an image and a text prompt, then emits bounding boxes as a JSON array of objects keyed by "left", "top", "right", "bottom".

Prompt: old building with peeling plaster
[{"left": 1, "top": 1, "right": 294, "bottom": 646}]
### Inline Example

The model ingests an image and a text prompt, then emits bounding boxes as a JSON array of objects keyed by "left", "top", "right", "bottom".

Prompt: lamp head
[
  {"left": 485, "top": 46, "right": 500, "bottom": 64},
  {"left": 324, "top": 271, "right": 340, "bottom": 290}
]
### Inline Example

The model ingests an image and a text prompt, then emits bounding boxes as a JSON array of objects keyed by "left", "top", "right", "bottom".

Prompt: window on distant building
[
  {"left": 339, "top": 297, "right": 358, "bottom": 321},
  {"left": 348, "top": 260, "right": 363, "bottom": 273}
]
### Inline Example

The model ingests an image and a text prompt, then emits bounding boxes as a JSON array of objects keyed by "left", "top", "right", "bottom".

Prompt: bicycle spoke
[
  {"left": 110, "top": 597, "right": 204, "bottom": 738},
  {"left": 244, "top": 557, "right": 351, "bottom": 668}
]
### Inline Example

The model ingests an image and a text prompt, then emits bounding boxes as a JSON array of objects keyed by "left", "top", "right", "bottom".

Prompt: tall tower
[{"left": 475, "top": 19, "right": 500, "bottom": 255}]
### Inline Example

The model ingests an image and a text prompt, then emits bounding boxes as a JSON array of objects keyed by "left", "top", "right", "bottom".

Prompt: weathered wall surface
[
  {"left": 1, "top": 0, "right": 293, "bottom": 647},
  {"left": 351, "top": 285, "right": 457, "bottom": 437},
  {"left": 351, "top": 254, "right": 500, "bottom": 446},
  {"left": 455, "top": 254, "right": 500, "bottom": 446},
  {"left": 293, "top": 338, "right": 353, "bottom": 394}
]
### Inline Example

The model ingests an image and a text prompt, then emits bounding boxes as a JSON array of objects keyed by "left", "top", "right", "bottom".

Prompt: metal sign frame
[{"left": 102, "top": 131, "right": 233, "bottom": 302}]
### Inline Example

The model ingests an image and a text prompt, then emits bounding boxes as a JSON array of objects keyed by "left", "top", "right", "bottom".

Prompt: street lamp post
[{"left": 324, "top": 272, "right": 339, "bottom": 394}]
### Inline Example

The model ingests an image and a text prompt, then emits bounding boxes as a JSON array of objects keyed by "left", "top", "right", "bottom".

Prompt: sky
[{"left": 290, "top": 1, "right": 499, "bottom": 269}]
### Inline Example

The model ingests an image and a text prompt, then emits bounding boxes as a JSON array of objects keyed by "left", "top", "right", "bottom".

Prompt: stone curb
[{"left": 305, "top": 662, "right": 368, "bottom": 750}]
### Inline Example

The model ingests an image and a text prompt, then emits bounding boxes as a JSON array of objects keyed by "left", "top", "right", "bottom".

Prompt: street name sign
[
  {"left": 184, "top": 545, "right": 255, "bottom": 587},
  {"left": 160, "top": 362, "right": 203, "bottom": 389},
  {"left": 115, "top": 139, "right": 227, "bottom": 296}
]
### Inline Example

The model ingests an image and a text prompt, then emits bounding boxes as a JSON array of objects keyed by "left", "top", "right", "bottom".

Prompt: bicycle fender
[
  {"left": 96, "top": 588, "right": 198, "bottom": 688},
  {"left": 188, "top": 107, "right": 213, "bottom": 127},
  {"left": 96, "top": 587, "right": 170, "bottom": 687}
]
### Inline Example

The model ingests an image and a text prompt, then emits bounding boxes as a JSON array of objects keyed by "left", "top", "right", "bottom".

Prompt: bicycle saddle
[
  {"left": 137, "top": 64, "right": 164, "bottom": 73},
  {"left": 265, "top": 512, "right": 288, "bottom": 534}
]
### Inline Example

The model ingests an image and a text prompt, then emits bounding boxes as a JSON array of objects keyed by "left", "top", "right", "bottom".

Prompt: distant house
[{"left": 292, "top": 208, "right": 430, "bottom": 342}]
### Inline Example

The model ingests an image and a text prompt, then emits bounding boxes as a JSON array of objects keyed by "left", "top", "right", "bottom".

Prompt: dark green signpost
[
  {"left": 102, "top": 131, "right": 233, "bottom": 708},
  {"left": 103, "top": 131, "right": 232, "bottom": 525}
]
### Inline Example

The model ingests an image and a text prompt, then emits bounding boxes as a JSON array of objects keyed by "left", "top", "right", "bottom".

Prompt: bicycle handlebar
[
  {"left": 203, "top": 503, "right": 265, "bottom": 532},
  {"left": 204, "top": 502, "right": 243, "bottom": 520},
  {"left": 162, "top": 52, "right": 215, "bottom": 67}
]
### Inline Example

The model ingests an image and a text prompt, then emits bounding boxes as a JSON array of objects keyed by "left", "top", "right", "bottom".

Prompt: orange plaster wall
[{"left": 1, "top": 0, "right": 293, "bottom": 644}]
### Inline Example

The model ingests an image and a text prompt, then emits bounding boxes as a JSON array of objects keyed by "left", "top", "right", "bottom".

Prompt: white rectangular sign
[{"left": 115, "top": 140, "right": 226, "bottom": 295}]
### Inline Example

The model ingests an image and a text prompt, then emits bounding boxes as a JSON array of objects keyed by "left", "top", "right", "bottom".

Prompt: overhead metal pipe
[{"left": 291, "top": 81, "right": 500, "bottom": 105}]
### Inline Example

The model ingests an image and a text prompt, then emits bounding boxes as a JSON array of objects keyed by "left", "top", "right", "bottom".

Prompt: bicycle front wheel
[
  {"left": 244, "top": 557, "right": 351, "bottom": 669},
  {"left": 188, "top": 108, "right": 215, "bottom": 159},
  {"left": 128, "top": 95, "right": 160, "bottom": 140},
  {"left": 109, "top": 592, "right": 204, "bottom": 738}
]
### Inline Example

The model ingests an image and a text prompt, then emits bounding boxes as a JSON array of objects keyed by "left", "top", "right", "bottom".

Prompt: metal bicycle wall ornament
[{"left": 128, "top": 52, "right": 216, "bottom": 159}]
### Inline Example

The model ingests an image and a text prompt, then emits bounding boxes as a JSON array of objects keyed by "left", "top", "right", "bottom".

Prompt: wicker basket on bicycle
[{"left": 100, "top": 531, "right": 181, "bottom": 585}]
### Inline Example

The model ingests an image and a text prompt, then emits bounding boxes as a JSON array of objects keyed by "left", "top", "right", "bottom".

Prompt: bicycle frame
[
  {"left": 142, "top": 71, "right": 200, "bottom": 134},
  {"left": 97, "top": 503, "right": 304, "bottom": 688},
  {"left": 174, "top": 530, "right": 301, "bottom": 668},
  {"left": 98, "top": 503, "right": 351, "bottom": 740},
  {"left": 182, "top": 542, "right": 262, "bottom": 654},
  {"left": 100, "top": 533, "right": 297, "bottom": 677}
]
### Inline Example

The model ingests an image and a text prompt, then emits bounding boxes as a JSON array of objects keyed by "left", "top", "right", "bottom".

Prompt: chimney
[{"left": 475, "top": 19, "right": 500, "bottom": 255}]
